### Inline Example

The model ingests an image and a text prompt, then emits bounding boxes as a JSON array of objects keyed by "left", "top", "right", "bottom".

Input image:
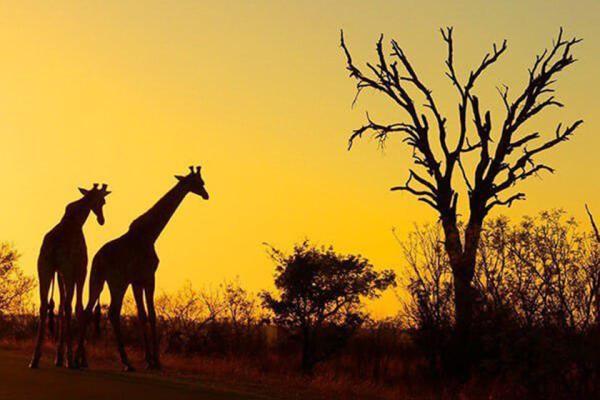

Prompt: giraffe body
[
  {"left": 76, "top": 166, "right": 208, "bottom": 371},
  {"left": 29, "top": 185, "right": 110, "bottom": 369}
]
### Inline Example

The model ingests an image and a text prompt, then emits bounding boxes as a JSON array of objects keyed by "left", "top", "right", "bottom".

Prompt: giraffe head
[
  {"left": 175, "top": 166, "right": 209, "bottom": 200},
  {"left": 78, "top": 183, "right": 111, "bottom": 225}
]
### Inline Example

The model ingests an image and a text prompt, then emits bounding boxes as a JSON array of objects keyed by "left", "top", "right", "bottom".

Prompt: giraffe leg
[
  {"left": 62, "top": 281, "right": 76, "bottom": 368},
  {"left": 29, "top": 266, "right": 52, "bottom": 369},
  {"left": 145, "top": 279, "right": 161, "bottom": 370},
  {"left": 52, "top": 298, "right": 63, "bottom": 343},
  {"left": 55, "top": 275, "right": 66, "bottom": 367},
  {"left": 75, "top": 271, "right": 104, "bottom": 369},
  {"left": 133, "top": 284, "right": 152, "bottom": 368},
  {"left": 75, "top": 271, "right": 86, "bottom": 324},
  {"left": 47, "top": 274, "right": 58, "bottom": 341},
  {"left": 108, "top": 284, "right": 134, "bottom": 372}
]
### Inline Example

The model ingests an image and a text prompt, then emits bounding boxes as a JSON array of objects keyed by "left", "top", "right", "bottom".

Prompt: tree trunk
[
  {"left": 453, "top": 267, "right": 474, "bottom": 341},
  {"left": 446, "top": 258, "right": 476, "bottom": 381},
  {"left": 301, "top": 327, "right": 315, "bottom": 374},
  {"left": 442, "top": 214, "right": 483, "bottom": 380},
  {"left": 455, "top": 218, "right": 482, "bottom": 338}
]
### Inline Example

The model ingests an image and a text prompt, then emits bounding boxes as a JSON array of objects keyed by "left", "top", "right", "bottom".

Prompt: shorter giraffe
[
  {"left": 76, "top": 166, "right": 208, "bottom": 371},
  {"left": 30, "top": 184, "right": 111, "bottom": 369}
]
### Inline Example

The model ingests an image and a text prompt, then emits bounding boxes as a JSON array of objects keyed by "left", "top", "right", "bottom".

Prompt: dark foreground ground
[{"left": 0, "top": 349, "right": 277, "bottom": 400}]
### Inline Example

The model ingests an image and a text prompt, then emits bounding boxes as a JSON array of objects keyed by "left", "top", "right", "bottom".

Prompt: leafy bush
[{"left": 261, "top": 241, "right": 396, "bottom": 373}]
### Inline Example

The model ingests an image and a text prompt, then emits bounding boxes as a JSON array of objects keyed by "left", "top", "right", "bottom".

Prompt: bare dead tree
[{"left": 341, "top": 27, "right": 583, "bottom": 363}]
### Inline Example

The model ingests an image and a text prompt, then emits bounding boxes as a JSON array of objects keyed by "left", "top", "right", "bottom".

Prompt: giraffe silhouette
[
  {"left": 75, "top": 166, "right": 209, "bottom": 371},
  {"left": 29, "top": 184, "right": 111, "bottom": 369}
]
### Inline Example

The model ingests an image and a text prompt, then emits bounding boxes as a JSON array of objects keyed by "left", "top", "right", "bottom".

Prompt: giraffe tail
[
  {"left": 93, "top": 302, "right": 102, "bottom": 337},
  {"left": 47, "top": 274, "right": 56, "bottom": 337}
]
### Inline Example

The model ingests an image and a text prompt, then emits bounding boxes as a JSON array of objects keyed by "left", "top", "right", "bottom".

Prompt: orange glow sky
[{"left": 1, "top": 1, "right": 598, "bottom": 316}]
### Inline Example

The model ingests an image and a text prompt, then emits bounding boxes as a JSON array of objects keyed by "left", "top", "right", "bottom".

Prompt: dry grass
[{"left": 0, "top": 338, "right": 408, "bottom": 400}]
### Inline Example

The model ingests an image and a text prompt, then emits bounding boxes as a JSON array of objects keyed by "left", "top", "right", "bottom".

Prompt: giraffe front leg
[
  {"left": 75, "top": 270, "right": 104, "bottom": 369},
  {"left": 54, "top": 304, "right": 65, "bottom": 367},
  {"left": 55, "top": 276, "right": 67, "bottom": 367},
  {"left": 108, "top": 287, "right": 134, "bottom": 372},
  {"left": 30, "top": 267, "right": 53, "bottom": 369},
  {"left": 73, "top": 306, "right": 91, "bottom": 369},
  {"left": 63, "top": 285, "right": 76, "bottom": 369},
  {"left": 145, "top": 280, "right": 161, "bottom": 370},
  {"left": 30, "top": 302, "right": 49, "bottom": 369}
]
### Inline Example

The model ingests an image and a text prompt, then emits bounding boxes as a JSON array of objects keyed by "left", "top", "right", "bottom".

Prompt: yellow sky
[{"left": 1, "top": 1, "right": 598, "bottom": 316}]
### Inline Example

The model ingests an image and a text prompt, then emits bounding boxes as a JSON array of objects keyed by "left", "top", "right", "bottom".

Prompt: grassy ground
[
  {"left": 0, "top": 348, "right": 275, "bottom": 400},
  {"left": 0, "top": 340, "right": 394, "bottom": 400}
]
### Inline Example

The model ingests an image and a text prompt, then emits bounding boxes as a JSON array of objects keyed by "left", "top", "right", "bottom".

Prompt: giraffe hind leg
[
  {"left": 132, "top": 284, "right": 152, "bottom": 368},
  {"left": 62, "top": 281, "right": 76, "bottom": 369},
  {"left": 29, "top": 264, "right": 53, "bottom": 369},
  {"left": 145, "top": 278, "right": 161, "bottom": 370},
  {"left": 108, "top": 284, "right": 134, "bottom": 372},
  {"left": 75, "top": 271, "right": 86, "bottom": 323},
  {"left": 54, "top": 275, "right": 67, "bottom": 367},
  {"left": 74, "top": 269, "right": 104, "bottom": 369}
]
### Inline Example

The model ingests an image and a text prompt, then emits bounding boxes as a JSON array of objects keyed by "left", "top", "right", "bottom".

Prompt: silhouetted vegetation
[
  {"left": 401, "top": 210, "right": 599, "bottom": 398},
  {"left": 0, "top": 243, "right": 36, "bottom": 341},
  {"left": 0, "top": 243, "right": 34, "bottom": 316},
  {"left": 2, "top": 210, "right": 599, "bottom": 398},
  {"left": 341, "top": 27, "right": 583, "bottom": 377},
  {"left": 260, "top": 241, "right": 396, "bottom": 373}
]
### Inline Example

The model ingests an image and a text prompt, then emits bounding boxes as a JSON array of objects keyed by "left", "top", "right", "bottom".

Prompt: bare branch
[
  {"left": 341, "top": 30, "right": 444, "bottom": 189},
  {"left": 486, "top": 192, "right": 526, "bottom": 212},
  {"left": 440, "top": 27, "right": 462, "bottom": 95},
  {"left": 466, "top": 39, "right": 507, "bottom": 91},
  {"left": 348, "top": 112, "right": 418, "bottom": 150},
  {"left": 457, "top": 159, "right": 474, "bottom": 194},
  {"left": 390, "top": 38, "right": 449, "bottom": 157},
  {"left": 442, "top": 27, "right": 506, "bottom": 170},
  {"left": 391, "top": 171, "right": 439, "bottom": 211},
  {"left": 483, "top": 29, "right": 582, "bottom": 209},
  {"left": 496, "top": 28, "right": 581, "bottom": 142},
  {"left": 493, "top": 121, "right": 582, "bottom": 196},
  {"left": 508, "top": 132, "right": 541, "bottom": 153},
  {"left": 585, "top": 204, "right": 600, "bottom": 243}
]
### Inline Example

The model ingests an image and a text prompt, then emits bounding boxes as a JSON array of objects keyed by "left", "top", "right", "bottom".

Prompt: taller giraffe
[
  {"left": 30, "top": 184, "right": 111, "bottom": 369},
  {"left": 75, "top": 166, "right": 209, "bottom": 371}
]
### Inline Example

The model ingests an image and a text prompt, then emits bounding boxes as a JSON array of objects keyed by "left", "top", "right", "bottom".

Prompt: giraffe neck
[
  {"left": 128, "top": 182, "right": 188, "bottom": 243},
  {"left": 59, "top": 198, "right": 91, "bottom": 229}
]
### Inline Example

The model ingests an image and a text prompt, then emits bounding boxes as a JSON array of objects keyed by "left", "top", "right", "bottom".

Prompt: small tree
[
  {"left": 399, "top": 226, "right": 453, "bottom": 374},
  {"left": 0, "top": 243, "right": 35, "bottom": 315},
  {"left": 222, "top": 279, "right": 259, "bottom": 330},
  {"left": 341, "top": 27, "right": 583, "bottom": 368},
  {"left": 399, "top": 226, "right": 453, "bottom": 331},
  {"left": 260, "top": 241, "right": 396, "bottom": 373},
  {"left": 155, "top": 281, "right": 224, "bottom": 353}
]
